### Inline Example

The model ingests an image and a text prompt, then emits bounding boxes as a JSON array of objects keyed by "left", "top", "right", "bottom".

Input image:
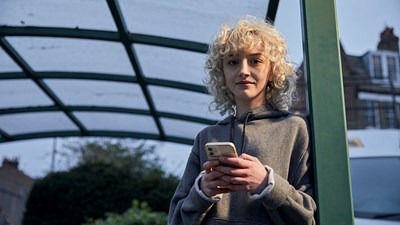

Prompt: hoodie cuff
[
  {"left": 195, "top": 171, "right": 223, "bottom": 202},
  {"left": 249, "top": 166, "right": 275, "bottom": 200},
  {"left": 258, "top": 171, "right": 291, "bottom": 209}
]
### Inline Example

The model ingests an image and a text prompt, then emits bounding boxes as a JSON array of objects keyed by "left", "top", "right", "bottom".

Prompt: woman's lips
[{"left": 236, "top": 80, "right": 254, "bottom": 85}]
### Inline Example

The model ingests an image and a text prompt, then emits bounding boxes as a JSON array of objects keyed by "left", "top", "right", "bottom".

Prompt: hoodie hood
[{"left": 217, "top": 103, "right": 291, "bottom": 125}]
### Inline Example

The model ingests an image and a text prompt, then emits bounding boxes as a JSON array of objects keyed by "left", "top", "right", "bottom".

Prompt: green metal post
[{"left": 299, "top": 0, "right": 354, "bottom": 225}]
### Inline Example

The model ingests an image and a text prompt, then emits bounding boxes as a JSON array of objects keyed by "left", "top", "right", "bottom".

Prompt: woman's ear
[
  {"left": 266, "top": 61, "right": 273, "bottom": 81},
  {"left": 267, "top": 68, "right": 274, "bottom": 81},
  {"left": 268, "top": 75, "right": 274, "bottom": 81}
]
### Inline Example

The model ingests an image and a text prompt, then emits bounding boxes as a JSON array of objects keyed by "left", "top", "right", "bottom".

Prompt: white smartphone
[{"left": 205, "top": 142, "right": 238, "bottom": 160}]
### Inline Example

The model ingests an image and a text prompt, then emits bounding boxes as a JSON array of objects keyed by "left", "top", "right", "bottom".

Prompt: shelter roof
[{"left": 0, "top": 0, "right": 279, "bottom": 145}]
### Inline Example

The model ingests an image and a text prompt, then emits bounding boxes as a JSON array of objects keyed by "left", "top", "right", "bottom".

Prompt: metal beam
[
  {"left": 0, "top": 26, "right": 119, "bottom": 42},
  {"left": 300, "top": 0, "right": 354, "bottom": 225},
  {"left": 107, "top": 0, "right": 166, "bottom": 141},
  {"left": 0, "top": 26, "right": 208, "bottom": 53},
  {"left": 0, "top": 106, "right": 217, "bottom": 125},
  {"left": 0, "top": 129, "right": 12, "bottom": 141},
  {"left": 0, "top": 72, "right": 208, "bottom": 93},
  {"left": 266, "top": 0, "right": 280, "bottom": 23},
  {"left": 0, "top": 130, "right": 194, "bottom": 145}
]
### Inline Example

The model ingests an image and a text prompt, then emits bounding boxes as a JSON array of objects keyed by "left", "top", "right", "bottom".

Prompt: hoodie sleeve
[
  {"left": 167, "top": 136, "right": 216, "bottom": 225},
  {"left": 256, "top": 117, "right": 317, "bottom": 225}
]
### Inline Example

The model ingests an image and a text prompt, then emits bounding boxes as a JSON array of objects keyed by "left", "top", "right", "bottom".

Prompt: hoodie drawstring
[{"left": 230, "top": 112, "right": 253, "bottom": 154}]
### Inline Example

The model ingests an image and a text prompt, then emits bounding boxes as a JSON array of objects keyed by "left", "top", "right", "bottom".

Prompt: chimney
[
  {"left": 2, "top": 158, "right": 19, "bottom": 169},
  {"left": 377, "top": 27, "right": 399, "bottom": 52}
]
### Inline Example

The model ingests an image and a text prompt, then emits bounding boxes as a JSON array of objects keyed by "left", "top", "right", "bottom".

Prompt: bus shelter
[{"left": 0, "top": 0, "right": 353, "bottom": 224}]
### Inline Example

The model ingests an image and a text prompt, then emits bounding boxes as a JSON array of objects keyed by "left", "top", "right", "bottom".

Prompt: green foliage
[
  {"left": 84, "top": 200, "right": 167, "bottom": 225},
  {"left": 23, "top": 139, "right": 179, "bottom": 225},
  {"left": 62, "top": 139, "right": 162, "bottom": 172}
]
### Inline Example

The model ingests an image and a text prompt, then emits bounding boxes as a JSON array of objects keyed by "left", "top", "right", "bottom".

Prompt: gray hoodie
[{"left": 168, "top": 104, "right": 316, "bottom": 225}]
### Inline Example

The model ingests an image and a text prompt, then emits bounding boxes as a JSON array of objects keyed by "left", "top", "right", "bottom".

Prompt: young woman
[{"left": 168, "top": 16, "right": 316, "bottom": 225}]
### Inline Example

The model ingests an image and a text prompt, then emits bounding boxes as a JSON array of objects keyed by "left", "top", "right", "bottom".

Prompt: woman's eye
[
  {"left": 228, "top": 60, "right": 239, "bottom": 65},
  {"left": 250, "top": 59, "right": 262, "bottom": 64}
]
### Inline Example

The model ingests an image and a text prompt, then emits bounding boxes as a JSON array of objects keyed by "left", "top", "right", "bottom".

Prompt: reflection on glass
[
  {"left": 74, "top": 112, "right": 158, "bottom": 134},
  {"left": 119, "top": 0, "right": 267, "bottom": 43},
  {"left": 135, "top": 44, "right": 206, "bottom": 85},
  {"left": 45, "top": 79, "right": 148, "bottom": 109},
  {"left": 149, "top": 86, "right": 222, "bottom": 121},
  {"left": 0, "top": 80, "right": 53, "bottom": 108},
  {"left": 0, "top": 112, "right": 78, "bottom": 135},
  {"left": 161, "top": 118, "right": 208, "bottom": 140},
  {"left": 0, "top": 0, "right": 116, "bottom": 31},
  {"left": 6, "top": 37, "right": 134, "bottom": 75},
  {"left": 351, "top": 157, "right": 400, "bottom": 220}
]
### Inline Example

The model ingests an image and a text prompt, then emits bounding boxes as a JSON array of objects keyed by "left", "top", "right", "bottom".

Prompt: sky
[{"left": 0, "top": 0, "right": 399, "bottom": 179}]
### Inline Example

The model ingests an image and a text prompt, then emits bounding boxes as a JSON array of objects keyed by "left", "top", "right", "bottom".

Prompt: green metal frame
[{"left": 300, "top": 0, "right": 354, "bottom": 224}]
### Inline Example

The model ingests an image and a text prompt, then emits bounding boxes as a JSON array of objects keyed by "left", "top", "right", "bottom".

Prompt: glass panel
[
  {"left": 274, "top": 0, "right": 304, "bottom": 65},
  {"left": 135, "top": 44, "right": 206, "bottom": 85},
  {"left": 44, "top": 79, "right": 149, "bottom": 109},
  {"left": 0, "top": 79, "right": 53, "bottom": 109},
  {"left": 0, "top": 112, "right": 78, "bottom": 135},
  {"left": 149, "top": 86, "right": 222, "bottom": 120},
  {"left": 6, "top": 37, "right": 135, "bottom": 76},
  {"left": 275, "top": 0, "right": 306, "bottom": 114},
  {"left": 0, "top": 48, "right": 22, "bottom": 72},
  {"left": 74, "top": 112, "right": 158, "bottom": 134},
  {"left": 0, "top": 0, "right": 116, "bottom": 31},
  {"left": 350, "top": 157, "right": 400, "bottom": 217},
  {"left": 119, "top": 0, "right": 268, "bottom": 43},
  {"left": 161, "top": 118, "right": 208, "bottom": 140}
]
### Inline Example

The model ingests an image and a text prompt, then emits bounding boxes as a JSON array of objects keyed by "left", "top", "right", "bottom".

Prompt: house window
[
  {"left": 387, "top": 56, "right": 397, "bottom": 82},
  {"left": 364, "top": 101, "right": 377, "bottom": 128},
  {"left": 372, "top": 55, "right": 383, "bottom": 79},
  {"left": 383, "top": 102, "right": 397, "bottom": 128}
]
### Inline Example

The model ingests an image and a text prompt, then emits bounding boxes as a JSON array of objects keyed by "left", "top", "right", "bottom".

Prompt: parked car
[{"left": 348, "top": 129, "right": 400, "bottom": 225}]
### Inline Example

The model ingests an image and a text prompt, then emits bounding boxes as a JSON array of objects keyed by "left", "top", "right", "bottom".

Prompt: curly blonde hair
[{"left": 204, "top": 16, "right": 297, "bottom": 116}]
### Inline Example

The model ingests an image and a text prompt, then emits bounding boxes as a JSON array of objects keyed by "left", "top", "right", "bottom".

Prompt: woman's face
[{"left": 222, "top": 43, "right": 272, "bottom": 108}]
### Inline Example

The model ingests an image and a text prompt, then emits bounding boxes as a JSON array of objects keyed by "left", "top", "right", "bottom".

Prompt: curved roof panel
[{"left": 0, "top": 0, "right": 278, "bottom": 145}]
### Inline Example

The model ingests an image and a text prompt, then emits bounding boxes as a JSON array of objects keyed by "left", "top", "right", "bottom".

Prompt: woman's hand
[
  {"left": 200, "top": 160, "right": 234, "bottom": 197},
  {"left": 213, "top": 153, "right": 269, "bottom": 194}
]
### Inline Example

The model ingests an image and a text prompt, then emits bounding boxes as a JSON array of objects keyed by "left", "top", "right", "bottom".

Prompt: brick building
[
  {"left": 0, "top": 159, "right": 34, "bottom": 225},
  {"left": 294, "top": 27, "right": 400, "bottom": 129}
]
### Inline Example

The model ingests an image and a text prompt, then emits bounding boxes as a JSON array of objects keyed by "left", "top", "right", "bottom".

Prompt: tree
[
  {"left": 23, "top": 139, "right": 179, "bottom": 225},
  {"left": 83, "top": 200, "right": 167, "bottom": 225}
]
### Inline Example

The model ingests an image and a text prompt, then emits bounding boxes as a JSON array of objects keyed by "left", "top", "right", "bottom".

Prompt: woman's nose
[{"left": 238, "top": 62, "right": 250, "bottom": 77}]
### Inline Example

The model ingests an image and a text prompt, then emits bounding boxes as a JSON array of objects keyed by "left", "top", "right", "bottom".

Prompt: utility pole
[{"left": 50, "top": 138, "right": 57, "bottom": 172}]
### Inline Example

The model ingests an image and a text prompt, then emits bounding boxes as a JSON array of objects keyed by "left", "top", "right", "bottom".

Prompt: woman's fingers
[
  {"left": 203, "top": 159, "right": 220, "bottom": 173},
  {"left": 201, "top": 170, "right": 234, "bottom": 196},
  {"left": 201, "top": 154, "right": 268, "bottom": 195},
  {"left": 210, "top": 154, "right": 269, "bottom": 192}
]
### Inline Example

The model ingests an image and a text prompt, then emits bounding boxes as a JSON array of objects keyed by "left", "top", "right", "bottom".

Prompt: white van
[{"left": 348, "top": 129, "right": 400, "bottom": 225}]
